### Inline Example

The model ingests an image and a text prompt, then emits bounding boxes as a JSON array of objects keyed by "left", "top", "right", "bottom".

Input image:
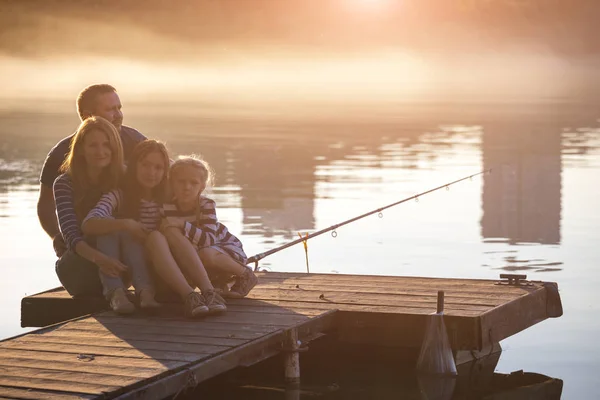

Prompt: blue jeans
[{"left": 96, "top": 232, "right": 154, "bottom": 299}]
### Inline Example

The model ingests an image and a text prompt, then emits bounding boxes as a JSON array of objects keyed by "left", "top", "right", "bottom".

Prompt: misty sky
[{"left": 2, "top": 0, "right": 599, "bottom": 105}]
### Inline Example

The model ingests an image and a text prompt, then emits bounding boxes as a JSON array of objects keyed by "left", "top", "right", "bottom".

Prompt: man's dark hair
[{"left": 76, "top": 84, "right": 117, "bottom": 120}]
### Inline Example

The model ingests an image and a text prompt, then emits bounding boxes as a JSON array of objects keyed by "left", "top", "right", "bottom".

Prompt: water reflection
[{"left": 481, "top": 124, "right": 562, "bottom": 245}]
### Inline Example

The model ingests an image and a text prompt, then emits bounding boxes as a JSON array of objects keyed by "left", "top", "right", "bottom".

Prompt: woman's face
[
  {"left": 82, "top": 129, "right": 112, "bottom": 169},
  {"left": 171, "top": 166, "right": 206, "bottom": 204},
  {"left": 136, "top": 151, "right": 166, "bottom": 191}
]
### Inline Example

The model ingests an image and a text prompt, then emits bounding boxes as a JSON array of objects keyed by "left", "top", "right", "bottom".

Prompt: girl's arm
[
  {"left": 183, "top": 198, "right": 219, "bottom": 248},
  {"left": 83, "top": 189, "right": 149, "bottom": 241},
  {"left": 81, "top": 190, "right": 124, "bottom": 235}
]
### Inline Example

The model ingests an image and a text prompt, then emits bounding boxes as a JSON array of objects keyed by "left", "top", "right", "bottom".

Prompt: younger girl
[
  {"left": 161, "top": 156, "right": 258, "bottom": 300},
  {"left": 82, "top": 139, "right": 167, "bottom": 313}
]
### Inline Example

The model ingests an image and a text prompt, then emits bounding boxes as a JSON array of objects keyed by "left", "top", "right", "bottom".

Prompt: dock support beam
[{"left": 284, "top": 328, "right": 301, "bottom": 387}]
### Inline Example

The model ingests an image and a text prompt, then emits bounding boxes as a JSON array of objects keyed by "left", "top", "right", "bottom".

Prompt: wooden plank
[
  {"left": 60, "top": 320, "right": 271, "bottom": 341},
  {"left": 225, "top": 298, "right": 482, "bottom": 316},
  {"left": 479, "top": 285, "right": 549, "bottom": 350},
  {"left": 255, "top": 278, "right": 530, "bottom": 298},
  {"left": 94, "top": 310, "right": 318, "bottom": 327},
  {"left": 246, "top": 286, "right": 511, "bottom": 307},
  {"left": 44, "top": 328, "right": 248, "bottom": 347},
  {"left": 0, "top": 386, "right": 93, "bottom": 400},
  {"left": 256, "top": 272, "right": 529, "bottom": 288},
  {"left": 0, "top": 366, "right": 142, "bottom": 393},
  {"left": 71, "top": 316, "right": 279, "bottom": 337},
  {"left": 255, "top": 282, "right": 524, "bottom": 302},
  {"left": 0, "top": 355, "right": 173, "bottom": 378},
  {"left": 0, "top": 375, "right": 120, "bottom": 396},
  {"left": 114, "top": 310, "right": 338, "bottom": 400},
  {"left": 3, "top": 335, "right": 230, "bottom": 356},
  {"left": 0, "top": 340, "right": 209, "bottom": 362},
  {"left": 0, "top": 349, "right": 182, "bottom": 370},
  {"left": 244, "top": 289, "right": 492, "bottom": 312}
]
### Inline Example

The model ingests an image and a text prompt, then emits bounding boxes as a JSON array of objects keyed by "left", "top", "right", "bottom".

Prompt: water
[{"left": 1, "top": 101, "right": 599, "bottom": 398}]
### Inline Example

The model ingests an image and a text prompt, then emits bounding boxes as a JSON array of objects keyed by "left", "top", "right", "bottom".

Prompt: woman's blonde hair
[
  {"left": 60, "top": 116, "right": 124, "bottom": 219},
  {"left": 169, "top": 155, "right": 214, "bottom": 188}
]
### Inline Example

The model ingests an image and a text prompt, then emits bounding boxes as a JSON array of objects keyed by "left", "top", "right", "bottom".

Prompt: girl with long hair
[{"left": 82, "top": 139, "right": 168, "bottom": 313}]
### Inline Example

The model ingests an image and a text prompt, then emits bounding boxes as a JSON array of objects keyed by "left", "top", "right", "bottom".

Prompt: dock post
[{"left": 284, "top": 328, "right": 301, "bottom": 387}]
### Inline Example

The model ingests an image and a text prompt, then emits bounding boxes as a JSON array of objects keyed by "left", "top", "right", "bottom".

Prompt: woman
[{"left": 54, "top": 116, "right": 129, "bottom": 300}]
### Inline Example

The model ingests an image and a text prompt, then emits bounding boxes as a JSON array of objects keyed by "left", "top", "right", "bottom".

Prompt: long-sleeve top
[
  {"left": 162, "top": 196, "right": 248, "bottom": 265},
  {"left": 53, "top": 174, "right": 85, "bottom": 250},
  {"left": 83, "top": 189, "right": 161, "bottom": 231}
]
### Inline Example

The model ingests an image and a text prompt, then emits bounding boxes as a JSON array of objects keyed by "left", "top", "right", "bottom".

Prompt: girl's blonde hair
[
  {"left": 60, "top": 116, "right": 124, "bottom": 219},
  {"left": 169, "top": 155, "right": 214, "bottom": 188}
]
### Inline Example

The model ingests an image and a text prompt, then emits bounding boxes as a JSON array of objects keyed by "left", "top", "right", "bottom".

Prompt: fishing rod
[{"left": 247, "top": 168, "right": 491, "bottom": 271}]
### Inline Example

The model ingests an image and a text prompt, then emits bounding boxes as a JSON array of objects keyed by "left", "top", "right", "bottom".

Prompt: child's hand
[
  {"left": 121, "top": 219, "right": 149, "bottom": 242},
  {"left": 160, "top": 216, "right": 186, "bottom": 232}
]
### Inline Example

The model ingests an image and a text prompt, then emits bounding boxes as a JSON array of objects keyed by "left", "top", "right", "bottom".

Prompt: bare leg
[
  {"left": 198, "top": 248, "right": 246, "bottom": 276},
  {"left": 163, "top": 227, "right": 214, "bottom": 292},
  {"left": 145, "top": 231, "right": 195, "bottom": 299}
]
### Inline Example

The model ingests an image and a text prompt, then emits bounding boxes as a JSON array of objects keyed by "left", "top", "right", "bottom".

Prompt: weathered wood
[
  {"left": 0, "top": 374, "right": 120, "bottom": 396},
  {"left": 44, "top": 328, "right": 248, "bottom": 347},
  {"left": 0, "top": 348, "right": 183, "bottom": 370},
  {"left": 0, "top": 365, "right": 140, "bottom": 392},
  {"left": 73, "top": 315, "right": 277, "bottom": 336},
  {"left": 0, "top": 355, "right": 170, "bottom": 378},
  {"left": 244, "top": 288, "right": 492, "bottom": 312},
  {"left": 284, "top": 328, "right": 301, "bottom": 386},
  {"left": 112, "top": 310, "right": 337, "bottom": 400},
  {"left": 8, "top": 334, "right": 232, "bottom": 355},
  {"left": 479, "top": 286, "right": 549, "bottom": 350},
  {"left": 21, "top": 274, "right": 540, "bottom": 328},
  {"left": 57, "top": 321, "right": 268, "bottom": 341},
  {"left": 0, "top": 386, "right": 93, "bottom": 400},
  {"left": 12, "top": 272, "right": 560, "bottom": 400},
  {"left": 0, "top": 340, "right": 210, "bottom": 362}
]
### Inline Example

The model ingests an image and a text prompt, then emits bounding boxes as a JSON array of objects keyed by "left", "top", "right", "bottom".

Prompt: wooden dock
[{"left": 2, "top": 272, "right": 562, "bottom": 399}]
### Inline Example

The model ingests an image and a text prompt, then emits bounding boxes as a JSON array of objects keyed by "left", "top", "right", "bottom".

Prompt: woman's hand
[
  {"left": 52, "top": 234, "right": 67, "bottom": 258},
  {"left": 95, "top": 255, "right": 128, "bottom": 278},
  {"left": 121, "top": 219, "right": 149, "bottom": 242}
]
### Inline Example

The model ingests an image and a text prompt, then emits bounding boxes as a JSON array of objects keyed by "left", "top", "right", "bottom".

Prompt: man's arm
[
  {"left": 37, "top": 183, "right": 59, "bottom": 238},
  {"left": 37, "top": 183, "right": 66, "bottom": 256}
]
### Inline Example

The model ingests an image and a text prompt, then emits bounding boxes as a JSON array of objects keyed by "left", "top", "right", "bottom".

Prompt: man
[{"left": 38, "top": 84, "right": 146, "bottom": 257}]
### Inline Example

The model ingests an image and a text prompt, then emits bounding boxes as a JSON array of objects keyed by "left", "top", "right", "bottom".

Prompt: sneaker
[
  {"left": 109, "top": 288, "right": 136, "bottom": 315},
  {"left": 229, "top": 268, "right": 258, "bottom": 298},
  {"left": 138, "top": 288, "right": 161, "bottom": 309},
  {"left": 184, "top": 292, "right": 209, "bottom": 318},
  {"left": 203, "top": 289, "right": 227, "bottom": 314}
]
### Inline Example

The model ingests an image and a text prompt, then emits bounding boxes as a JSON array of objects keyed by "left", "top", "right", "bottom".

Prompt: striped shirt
[
  {"left": 53, "top": 174, "right": 95, "bottom": 250},
  {"left": 83, "top": 189, "right": 161, "bottom": 231},
  {"left": 162, "top": 196, "right": 247, "bottom": 265}
]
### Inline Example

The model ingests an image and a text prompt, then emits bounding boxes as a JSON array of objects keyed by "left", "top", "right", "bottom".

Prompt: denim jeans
[{"left": 96, "top": 232, "right": 154, "bottom": 299}]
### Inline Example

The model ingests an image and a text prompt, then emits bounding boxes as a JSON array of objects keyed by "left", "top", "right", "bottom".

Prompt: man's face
[{"left": 93, "top": 91, "right": 123, "bottom": 131}]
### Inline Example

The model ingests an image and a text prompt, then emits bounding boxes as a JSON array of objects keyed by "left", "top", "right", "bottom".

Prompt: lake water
[{"left": 1, "top": 100, "right": 599, "bottom": 398}]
